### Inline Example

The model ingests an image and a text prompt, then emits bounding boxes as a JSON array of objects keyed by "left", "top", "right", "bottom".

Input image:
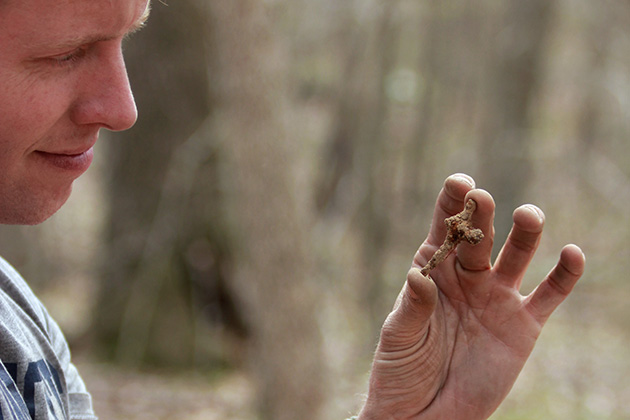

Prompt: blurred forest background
[{"left": 0, "top": 0, "right": 629, "bottom": 418}]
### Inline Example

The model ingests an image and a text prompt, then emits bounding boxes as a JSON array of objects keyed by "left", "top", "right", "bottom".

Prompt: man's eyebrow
[
  {"left": 28, "top": 3, "right": 152, "bottom": 54},
  {"left": 127, "top": 2, "right": 151, "bottom": 37}
]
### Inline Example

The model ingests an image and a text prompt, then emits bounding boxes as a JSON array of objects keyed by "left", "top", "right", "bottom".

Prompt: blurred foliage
[{"left": 0, "top": 0, "right": 629, "bottom": 418}]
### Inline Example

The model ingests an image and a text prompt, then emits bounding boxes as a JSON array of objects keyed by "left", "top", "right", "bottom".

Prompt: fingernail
[
  {"left": 523, "top": 204, "right": 544, "bottom": 224},
  {"left": 451, "top": 173, "right": 475, "bottom": 188}
]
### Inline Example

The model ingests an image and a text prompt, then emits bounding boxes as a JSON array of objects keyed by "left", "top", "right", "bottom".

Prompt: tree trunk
[
  {"left": 205, "top": 1, "right": 326, "bottom": 419},
  {"left": 92, "top": 0, "right": 224, "bottom": 367},
  {"left": 478, "top": 0, "right": 555, "bottom": 251}
]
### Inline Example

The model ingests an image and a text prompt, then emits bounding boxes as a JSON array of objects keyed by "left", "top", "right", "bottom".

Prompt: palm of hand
[{"left": 361, "top": 175, "right": 584, "bottom": 420}]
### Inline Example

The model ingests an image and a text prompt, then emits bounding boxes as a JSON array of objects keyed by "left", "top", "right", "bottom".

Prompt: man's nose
[{"left": 70, "top": 46, "right": 138, "bottom": 132}]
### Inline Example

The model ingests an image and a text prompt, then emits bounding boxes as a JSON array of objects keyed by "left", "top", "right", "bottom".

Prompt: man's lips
[{"left": 34, "top": 147, "right": 94, "bottom": 173}]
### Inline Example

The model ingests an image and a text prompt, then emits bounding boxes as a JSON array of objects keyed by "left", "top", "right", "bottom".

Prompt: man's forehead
[
  {"left": 1, "top": 0, "right": 151, "bottom": 9},
  {"left": 1, "top": 0, "right": 150, "bottom": 49},
  {"left": 0, "top": 0, "right": 150, "bottom": 23}
]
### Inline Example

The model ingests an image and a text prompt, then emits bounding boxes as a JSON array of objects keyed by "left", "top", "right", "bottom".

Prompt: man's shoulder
[
  {"left": 0, "top": 256, "right": 34, "bottom": 295},
  {"left": 0, "top": 256, "right": 47, "bottom": 323}
]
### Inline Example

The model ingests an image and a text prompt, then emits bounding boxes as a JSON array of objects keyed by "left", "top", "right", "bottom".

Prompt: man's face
[{"left": 0, "top": 0, "right": 149, "bottom": 224}]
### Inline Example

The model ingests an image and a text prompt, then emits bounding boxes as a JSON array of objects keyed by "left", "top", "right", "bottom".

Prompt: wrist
[{"left": 355, "top": 402, "right": 396, "bottom": 420}]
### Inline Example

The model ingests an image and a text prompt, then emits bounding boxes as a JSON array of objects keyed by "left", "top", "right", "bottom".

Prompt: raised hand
[{"left": 358, "top": 174, "right": 585, "bottom": 420}]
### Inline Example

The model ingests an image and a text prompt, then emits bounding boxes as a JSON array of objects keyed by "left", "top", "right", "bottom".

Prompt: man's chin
[
  {"left": 0, "top": 209, "right": 60, "bottom": 226},
  {"left": 0, "top": 188, "right": 72, "bottom": 226}
]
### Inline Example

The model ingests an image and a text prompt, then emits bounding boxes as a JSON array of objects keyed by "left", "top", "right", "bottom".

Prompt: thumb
[{"left": 380, "top": 267, "right": 438, "bottom": 346}]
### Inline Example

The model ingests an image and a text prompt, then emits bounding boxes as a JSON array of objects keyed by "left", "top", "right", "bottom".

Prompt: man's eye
[{"left": 50, "top": 47, "right": 88, "bottom": 66}]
